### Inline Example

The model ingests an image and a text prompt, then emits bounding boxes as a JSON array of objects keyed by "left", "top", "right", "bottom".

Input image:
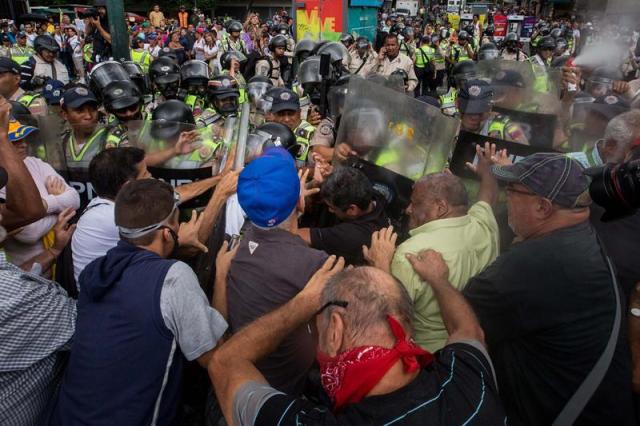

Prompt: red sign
[{"left": 493, "top": 15, "right": 507, "bottom": 39}]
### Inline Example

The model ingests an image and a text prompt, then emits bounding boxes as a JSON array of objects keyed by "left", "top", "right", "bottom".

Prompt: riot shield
[
  {"left": 88, "top": 61, "right": 131, "bottom": 100},
  {"left": 128, "top": 119, "right": 237, "bottom": 208},
  {"left": 335, "top": 78, "right": 459, "bottom": 180}
]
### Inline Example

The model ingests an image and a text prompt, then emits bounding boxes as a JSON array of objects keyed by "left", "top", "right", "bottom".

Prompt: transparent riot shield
[
  {"left": 129, "top": 118, "right": 238, "bottom": 208},
  {"left": 335, "top": 78, "right": 459, "bottom": 180}
]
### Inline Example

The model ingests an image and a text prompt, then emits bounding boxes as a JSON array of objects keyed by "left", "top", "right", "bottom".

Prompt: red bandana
[{"left": 317, "top": 315, "right": 433, "bottom": 411}]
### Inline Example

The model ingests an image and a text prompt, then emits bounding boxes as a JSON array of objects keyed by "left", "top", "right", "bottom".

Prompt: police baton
[{"left": 319, "top": 53, "right": 331, "bottom": 118}]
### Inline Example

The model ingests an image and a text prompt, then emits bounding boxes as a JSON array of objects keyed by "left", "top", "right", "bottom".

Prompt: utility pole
[{"left": 106, "top": 0, "right": 130, "bottom": 61}]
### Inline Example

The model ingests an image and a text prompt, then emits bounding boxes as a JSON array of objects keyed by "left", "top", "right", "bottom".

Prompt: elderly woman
[{"left": 0, "top": 119, "right": 79, "bottom": 270}]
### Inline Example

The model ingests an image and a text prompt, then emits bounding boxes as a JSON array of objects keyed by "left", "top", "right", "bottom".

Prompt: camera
[
  {"left": 79, "top": 8, "right": 100, "bottom": 19},
  {"left": 587, "top": 160, "right": 640, "bottom": 221}
]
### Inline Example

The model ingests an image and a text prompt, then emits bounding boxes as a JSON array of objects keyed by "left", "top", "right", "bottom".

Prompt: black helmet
[
  {"left": 589, "top": 66, "right": 622, "bottom": 85},
  {"left": 390, "top": 68, "right": 408, "bottom": 83},
  {"left": 247, "top": 75, "right": 273, "bottom": 110},
  {"left": 9, "top": 100, "right": 31, "bottom": 118},
  {"left": 316, "top": 41, "right": 348, "bottom": 65},
  {"left": 505, "top": 32, "right": 519, "bottom": 43},
  {"left": 478, "top": 42, "right": 499, "bottom": 61},
  {"left": 440, "top": 28, "right": 450, "bottom": 39},
  {"left": 355, "top": 36, "right": 370, "bottom": 49},
  {"left": 484, "top": 24, "right": 495, "bottom": 36},
  {"left": 464, "top": 24, "right": 474, "bottom": 36},
  {"left": 457, "top": 30, "right": 470, "bottom": 42},
  {"left": 339, "top": 33, "right": 354, "bottom": 46},
  {"left": 180, "top": 60, "right": 209, "bottom": 86},
  {"left": 277, "top": 23, "right": 289, "bottom": 35},
  {"left": 150, "top": 99, "right": 195, "bottom": 140},
  {"left": 451, "top": 60, "right": 477, "bottom": 89},
  {"left": 158, "top": 47, "right": 179, "bottom": 62},
  {"left": 34, "top": 34, "right": 60, "bottom": 54},
  {"left": 297, "top": 55, "right": 322, "bottom": 85},
  {"left": 220, "top": 50, "right": 247, "bottom": 70},
  {"left": 538, "top": 36, "right": 557, "bottom": 50},
  {"left": 122, "top": 61, "right": 149, "bottom": 95},
  {"left": 269, "top": 34, "right": 288, "bottom": 51},
  {"left": 430, "top": 34, "right": 440, "bottom": 44},
  {"left": 540, "top": 26, "right": 551, "bottom": 36},
  {"left": 150, "top": 57, "right": 180, "bottom": 82},
  {"left": 294, "top": 39, "right": 316, "bottom": 60},
  {"left": 207, "top": 75, "right": 240, "bottom": 115},
  {"left": 390, "top": 23, "right": 405, "bottom": 35},
  {"left": 402, "top": 26, "right": 414, "bottom": 39},
  {"left": 227, "top": 20, "right": 242, "bottom": 33},
  {"left": 246, "top": 122, "right": 297, "bottom": 162},
  {"left": 88, "top": 60, "right": 131, "bottom": 100},
  {"left": 103, "top": 80, "right": 142, "bottom": 112},
  {"left": 550, "top": 28, "right": 563, "bottom": 39}
]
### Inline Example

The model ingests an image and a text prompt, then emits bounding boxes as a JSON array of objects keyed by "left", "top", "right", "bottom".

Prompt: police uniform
[
  {"left": 9, "top": 45, "right": 33, "bottom": 64},
  {"left": 310, "top": 118, "right": 335, "bottom": 150},
  {"left": 221, "top": 36, "right": 248, "bottom": 55},
  {"left": 527, "top": 54, "right": 551, "bottom": 93},
  {"left": 165, "top": 126, "right": 223, "bottom": 169},
  {"left": 414, "top": 44, "right": 434, "bottom": 96},
  {"left": 63, "top": 127, "right": 108, "bottom": 169},
  {"left": 449, "top": 43, "right": 472, "bottom": 63},
  {"left": 348, "top": 50, "right": 376, "bottom": 77},
  {"left": 368, "top": 53, "right": 418, "bottom": 92},
  {"left": 130, "top": 48, "right": 151, "bottom": 73},
  {"left": 293, "top": 120, "right": 315, "bottom": 163},
  {"left": 255, "top": 54, "right": 284, "bottom": 87},
  {"left": 105, "top": 112, "right": 150, "bottom": 149},
  {"left": 9, "top": 86, "right": 48, "bottom": 116},
  {"left": 438, "top": 87, "right": 458, "bottom": 114},
  {"left": 487, "top": 114, "right": 529, "bottom": 144},
  {"left": 500, "top": 49, "right": 529, "bottom": 62}
]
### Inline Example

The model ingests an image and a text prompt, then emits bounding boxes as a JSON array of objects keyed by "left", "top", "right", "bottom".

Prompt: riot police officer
[
  {"left": 487, "top": 70, "right": 531, "bottom": 144},
  {"left": 256, "top": 35, "right": 286, "bottom": 87},
  {"left": 20, "top": 34, "right": 70, "bottom": 92},
  {"left": 202, "top": 74, "right": 241, "bottom": 131},
  {"left": 9, "top": 32, "right": 33, "bottom": 65},
  {"left": 399, "top": 27, "right": 416, "bottom": 59},
  {"left": 339, "top": 33, "right": 355, "bottom": 50},
  {"left": 439, "top": 60, "right": 477, "bottom": 115},
  {"left": 221, "top": 20, "right": 248, "bottom": 55},
  {"left": 60, "top": 86, "right": 107, "bottom": 170},
  {"left": 150, "top": 99, "right": 216, "bottom": 170},
  {"left": 148, "top": 56, "right": 182, "bottom": 112},
  {"left": 414, "top": 35, "right": 435, "bottom": 97},
  {"left": 180, "top": 59, "right": 210, "bottom": 116},
  {"left": 481, "top": 25, "right": 495, "bottom": 45},
  {"left": 219, "top": 50, "right": 248, "bottom": 100},
  {"left": 246, "top": 75, "right": 274, "bottom": 127},
  {"left": 316, "top": 41, "right": 351, "bottom": 77},
  {"left": 349, "top": 36, "right": 376, "bottom": 77},
  {"left": 103, "top": 80, "right": 146, "bottom": 149},
  {"left": 527, "top": 36, "right": 555, "bottom": 93},
  {"left": 130, "top": 37, "right": 151, "bottom": 73},
  {"left": 0, "top": 57, "right": 48, "bottom": 115},
  {"left": 478, "top": 42, "right": 500, "bottom": 61},
  {"left": 264, "top": 87, "right": 315, "bottom": 165},
  {"left": 500, "top": 32, "right": 528, "bottom": 62},
  {"left": 449, "top": 30, "right": 475, "bottom": 64},
  {"left": 245, "top": 122, "right": 298, "bottom": 163},
  {"left": 294, "top": 39, "right": 316, "bottom": 73}
]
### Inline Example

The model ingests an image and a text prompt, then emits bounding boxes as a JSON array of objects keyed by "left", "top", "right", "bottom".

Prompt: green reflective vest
[
  {"left": 414, "top": 46, "right": 434, "bottom": 69},
  {"left": 294, "top": 120, "right": 315, "bottom": 162},
  {"left": 10, "top": 46, "right": 33, "bottom": 64},
  {"left": 130, "top": 49, "right": 151, "bottom": 73},
  {"left": 65, "top": 127, "right": 108, "bottom": 169},
  {"left": 451, "top": 44, "right": 470, "bottom": 63}
]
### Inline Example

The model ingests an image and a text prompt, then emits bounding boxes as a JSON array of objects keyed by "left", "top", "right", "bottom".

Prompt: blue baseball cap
[
  {"left": 238, "top": 153, "right": 300, "bottom": 228},
  {"left": 458, "top": 79, "right": 493, "bottom": 114}
]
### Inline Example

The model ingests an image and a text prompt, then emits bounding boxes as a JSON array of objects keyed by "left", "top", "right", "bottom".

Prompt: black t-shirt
[
  {"left": 310, "top": 195, "right": 390, "bottom": 266},
  {"left": 249, "top": 342, "right": 506, "bottom": 425},
  {"left": 464, "top": 221, "right": 635, "bottom": 426}
]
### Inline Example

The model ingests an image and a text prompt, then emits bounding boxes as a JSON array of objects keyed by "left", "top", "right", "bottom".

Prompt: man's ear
[{"left": 325, "top": 311, "right": 346, "bottom": 357}]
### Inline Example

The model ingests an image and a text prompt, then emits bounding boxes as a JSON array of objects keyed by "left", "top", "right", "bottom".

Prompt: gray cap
[{"left": 491, "top": 153, "right": 592, "bottom": 208}]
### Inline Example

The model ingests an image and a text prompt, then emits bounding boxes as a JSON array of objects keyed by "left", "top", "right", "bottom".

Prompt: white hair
[{"left": 604, "top": 110, "right": 640, "bottom": 151}]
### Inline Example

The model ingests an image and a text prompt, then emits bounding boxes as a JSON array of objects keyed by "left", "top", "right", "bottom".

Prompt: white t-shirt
[
  {"left": 71, "top": 197, "right": 119, "bottom": 285},
  {"left": 193, "top": 38, "right": 206, "bottom": 61}
]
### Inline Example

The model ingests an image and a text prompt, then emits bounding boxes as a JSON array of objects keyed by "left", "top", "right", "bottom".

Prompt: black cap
[
  {"left": 61, "top": 86, "right": 98, "bottom": 109},
  {"left": 458, "top": 80, "right": 493, "bottom": 114},
  {"left": 0, "top": 33, "right": 10, "bottom": 43},
  {"left": 267, "top": 88, "right": 300, "bottom": 113},
  {"left": 0, "top": 57, "right": 20, "bottom": 74},
  {"left": 585, "top": 94, "right": 630, "bottom": 121},
  {"left": 493, "top": 69, "right": 525, "bottom": 88},
  {"left": 491, "top": 153, "right": 592, "bottom": 208}
]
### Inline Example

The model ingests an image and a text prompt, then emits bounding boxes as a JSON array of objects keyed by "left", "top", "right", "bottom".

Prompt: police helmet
[
  {"left": 103, "top": 80, "right": 142, "bottom": 112},
  {"left": 390, "top": 68, "right": 408, "bottom": 84},
  {"left": 227, "top": 20, "right": 242, "bottom": 33},
  {"left": 150, "top": 57, "right": 180, "bottom": 85},
  {"left": 555, "top": 38, "right": 568, "bottom": 53},
  {"left": 297, "top": 55, "right": 322, "bottom": 85},
  {"left": 339, "top": 33, "right": 355, "bottom": 47},
  {"left": 478, "top": 42, "right": 500, "bottom": 61},
  {"left": 269, "top": 34, "right": 288, "bottom": 52},
  {"left": 538, "top": 36, "right": 557, "bottom": 50},
  {"left": 88, "top": 60, "right": 131, "bottom": 100},
  {"left": 181, "top": 60, "right": 209, "bottom": 86},
  {"left": 122, "top": 61, "right": 149, "bottom": 95},
  {"left": 150, "top": 99, "right": 195, "bottom": 140},
  {"left": 431, "top": 34, "right": 440, "bottom": 45},
  {"left": 550, "top": 28, "right": 564, "bottom": 39},
  {"left": 390, "top": 23, "right": 405, "bottom": 35},
  {"left": 540, "top": 26, "right": 551, "bottom": 36},
  {"left": 356, "top": 36, "right": 370, "bottom": 49},
  {"left": 294, "top": 39, "right": 316, "bottom": 61},
  {"left": 207, "top": 75, "right": 240, "bottom": 115},
  {"left": 440, "top": 28, "right": 450, "bottom": 39},
  {"left": 220, "top": 51, "right": 247, "bottom": 71},
  {"left": 505, "top": 32, "right": 519, "bottom": 43},
  {"left": 33, "top": 34, "right": 60, "bottom": 54},
  {"left": 277, "top": 23, "right": 289, "bottom": 35},
  {"left": 402, "top": 26, "right": 414, "bottom": 39},
  {"left": 158, "top": 47, "right": 179, "bottom": 62},
  {"left": 316, "top": 41, "right": 349, "bottom": 66},
  {"left": 247, "top": 75, "right": 273, "bottom": 110},
  {"left": 311, "top": 40, "right": 330, "bottom": 55},
  {"left": 451, "top": 60, "right": 477, "bottom": 89},
  {"left": 246, "top": 122, "right": 297, "bottom": 163},
  {"left": 457, "top": 30, "right": 470, "bottom": 42},
  {"left": 484, "top": 24, "right": 495, "bottom": 36},
  {"left": 464, "top": 24, "right": 474, "bottom": 36}
]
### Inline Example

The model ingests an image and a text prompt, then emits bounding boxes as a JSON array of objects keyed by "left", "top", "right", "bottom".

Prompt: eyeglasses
[
  {"left": 315, "top": 300, "right": 348, "bottom": 316},
  {"left": 505, "top": 184, "right": 538, "bottom": 197}
]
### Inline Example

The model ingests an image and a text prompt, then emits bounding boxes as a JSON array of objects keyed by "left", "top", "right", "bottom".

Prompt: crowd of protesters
[{"left": 0, "top": 1, "right": 640, "bottom": 425}]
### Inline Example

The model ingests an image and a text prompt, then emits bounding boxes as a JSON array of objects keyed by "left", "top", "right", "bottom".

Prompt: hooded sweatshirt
[{"left": 47, "top": 241, "right": 183, "bottom": 426}]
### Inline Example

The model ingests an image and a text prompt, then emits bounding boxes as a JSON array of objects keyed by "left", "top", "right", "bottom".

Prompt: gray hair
[
  {"left": 416, "top": 172, "right": 469, "bottom": 208},
  {"left": 604, "top": 110, "right": 640, "bottom": 155},
  {"left": 320, "top": 267, "right": 414, "bottom": 345}
]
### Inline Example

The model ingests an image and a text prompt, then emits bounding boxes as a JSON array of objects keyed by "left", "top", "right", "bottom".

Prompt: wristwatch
[{"left": 630, "top": 308, "right": 640, "bottom": 317}]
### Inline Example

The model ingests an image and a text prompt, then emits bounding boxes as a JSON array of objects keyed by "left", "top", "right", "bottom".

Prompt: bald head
[
  {"left": 320, "top": 267, "right": 414, "bottom": 346},
  {"left": 407, "top": 172, "right": 469, "bottom": 229}
]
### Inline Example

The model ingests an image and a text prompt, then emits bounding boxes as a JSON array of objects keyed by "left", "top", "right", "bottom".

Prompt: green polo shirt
[{"left": 391, "top": 201, "right": 499, "bottom": 352}]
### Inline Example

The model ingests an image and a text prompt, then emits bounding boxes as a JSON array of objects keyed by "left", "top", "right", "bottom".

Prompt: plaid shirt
[{"left": 0, "top": 252, "right": 76, "bottom": 425}]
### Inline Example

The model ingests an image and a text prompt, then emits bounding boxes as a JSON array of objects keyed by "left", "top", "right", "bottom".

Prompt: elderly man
[
  {"left": 569, "top": 109, "right": 640, "bottom": 168},
  {"left": 365, "top": 142, "right": 500, "bottom": 352},
  {"left": 464, "top": 153, "right": 635, "bottom": 425},
  {"left": 209, "top": 252, "right": 506, "bottom": 424},
  {"left": 365, "top": 33, "right": 418, "bottom": 92},
  {"left": 226, "top": 150, "right": 328, "bottom": 395}
]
